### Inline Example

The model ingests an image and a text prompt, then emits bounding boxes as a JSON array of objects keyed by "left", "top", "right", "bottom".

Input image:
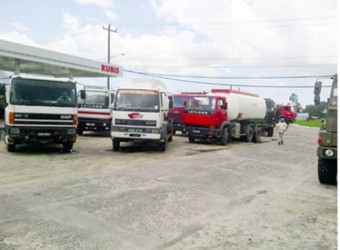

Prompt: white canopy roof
[{"left": 0, "top": 39, "right": 122, "bottom": 78}]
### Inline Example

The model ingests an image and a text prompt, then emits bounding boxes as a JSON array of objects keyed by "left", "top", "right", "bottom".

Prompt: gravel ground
[{"left": 0, "top": 124, "right": 337, "bottom": 250}]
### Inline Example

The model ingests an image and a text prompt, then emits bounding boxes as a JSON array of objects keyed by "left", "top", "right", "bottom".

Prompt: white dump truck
[
  {"left": 4, "top": 75, "right": 78, "bottom": 152},
  {"left": 77, "top": 85, "right": 115, "bottom": 135},
  {"left": 111, "top": 79, "right": 173, "bottom": 151},
  {"left": 183, "top": 89, "right": 267, "bottom": 144}
]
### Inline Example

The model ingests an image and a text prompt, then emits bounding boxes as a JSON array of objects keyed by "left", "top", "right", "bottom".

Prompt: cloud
[
  {"left": 74, "top": 0, "right": 113, "bottom": 8},
  {"left": 0, "top": 1, "right": 336, "bottom": 106},
  {"left": 11, "top": 22, "right": 29, "bottom": 32},
  {"left": 0, "top": 31, "right": 37, "bottom": 47},
  {"left": 105, "top": 10, "right": 117, "bottom": 21}
]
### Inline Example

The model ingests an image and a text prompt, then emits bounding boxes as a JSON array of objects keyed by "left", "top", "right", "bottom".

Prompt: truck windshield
[
  {"left": 83, "top": 91, "right": 109, "bottom": 107},
  {"left": 114, "top": 89, "right": 160, "bottom": 112},
  {"left": 185, "top": 96, "right": 216, "bottom": 112},
  {"left": 174, "top": 95, "right": 187, "bottom": 108},
  {"left": 10, "top": 78, "right": 77, "bottom": 107}
]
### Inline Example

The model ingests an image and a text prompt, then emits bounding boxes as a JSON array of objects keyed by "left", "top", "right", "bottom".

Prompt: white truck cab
[
  {"left": 77, "top": 85, "right": 115, "bottom": 135},
  {"left": 4, "top": 75, "right": 78, "bottom": 152},
  {"left": 111, "top": 79, "right": 173, "bottom": 151}
]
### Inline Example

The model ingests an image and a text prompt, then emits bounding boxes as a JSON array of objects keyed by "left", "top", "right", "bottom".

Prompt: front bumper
[
  {"left": 5, "top": 126, "right": 77, "bottom": 144},
  {"left": 186, "top": 126, "right": 221, "bottom": 138},
  {"left": 78, "top": 119, "right": 111, "bottom": 131}
]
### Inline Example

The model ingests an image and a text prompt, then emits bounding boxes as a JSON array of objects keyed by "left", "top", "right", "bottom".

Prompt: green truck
[{"left": 314, "top": 74, "right": 337, "bottom": 185}]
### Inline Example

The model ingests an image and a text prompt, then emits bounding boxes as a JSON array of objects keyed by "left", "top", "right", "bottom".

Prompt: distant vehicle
[
  {"left": 0, "top": 83, "right": 7, "bottom": 119},
  {"left": 77, "top": 85, "right": 115, "bottom": 135},
  {"left": 183, "top": 89, "right": 268, "bottom": 145},
  {"left": 4, "top": 75, "right": 78, "bottom": 152},
  {"left": 314, "top": 74, "right": 337, "bottom": 185},
  {"left": 264, "top": 98, "right": 276, "bottom": 137},
  {"left": 168, "top": 92, "right": 206, "bottom": 135},
  {"left": 277, "top": 104, "right": 297, "bottom": 123},
  {"left": 111, "top": 79, "right": 173, "bottom": 151}
]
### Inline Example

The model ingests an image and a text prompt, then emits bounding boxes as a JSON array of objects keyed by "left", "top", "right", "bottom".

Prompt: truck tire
[
  {"left": 159, "top": 139, "right": 167, "bottom": 152},
  {"left": 112, "top": 139, "right": 120, "bottom": 151},
  {"left": 221, "top": 127, "right": 229, "bottom": 146},
  {"left": 267, "top": 127, "right": 274, "bottom": 137},
  {"left": 253, "top": 127, "right": 261, "bottom": 143},
  {"left": 62, "top": 142, "right": 73, "bottom": 153},
  {"left": 168, "top": 130, "right": 173, "bottom": 142},
  {"left": 246, "top": 126, "right": 254, "bottom": 142},
  {"left": 77, "top": 129, "right": 83, "bottom": 136},
  {"left": 188, "top": 137, "right": 195, "bottom": 143},
  {"left": 6, "top": 143, "right": 15, "bottom": 152},
  {"left": 318, "top": 158, "right": 337, "bottom": 185}
]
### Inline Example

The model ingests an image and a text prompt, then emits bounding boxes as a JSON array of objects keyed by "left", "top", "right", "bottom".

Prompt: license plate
[
  {"left": 38, "top": 133, "right": 50, "bottom": 136},
  {"left": 128, "top": 128, "right": 143, "bottom": 133}
]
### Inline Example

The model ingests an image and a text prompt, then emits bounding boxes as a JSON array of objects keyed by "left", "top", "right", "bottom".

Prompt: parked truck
[
  {"left": 276, "top": 104, "right": 297, "bottom": 123},
  {"left": 111, "top": 79, "right": 173, "bottom": 151},
  {"left": 183, "top": 89, "right": 268, "bottom": 144},
  {"left": 168, "top": 92, "right": 206, "bottom": 135},
  {"left": 77, "top": 85, "right": 115, "bottom": 135},
  {"left": 314, "top": 74, "right": 337, "bottom": 185},
  {"left": 0, "top": 83, "right": 6, "bottom": 119},
  {"left": 264, "top": 98, "right": 276, "bottom": 137},
  {"left": 4, "top": 75, "right": 78, "bottom": 152}
]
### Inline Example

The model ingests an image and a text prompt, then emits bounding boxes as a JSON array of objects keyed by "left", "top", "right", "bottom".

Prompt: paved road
[{"left": 0, "top": 125, "right": 337, "bottom": 249}]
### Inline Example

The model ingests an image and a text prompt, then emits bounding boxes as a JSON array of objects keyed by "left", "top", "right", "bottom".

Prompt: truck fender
[
  {"left": 218, "top": 121, "right": 231, "bottom": 139},
  {"left": 161, "top": 121, "right": 168, "bottom": 140},
  {"left": 218, "top": 121, "right": 231, "bottom": 131}
]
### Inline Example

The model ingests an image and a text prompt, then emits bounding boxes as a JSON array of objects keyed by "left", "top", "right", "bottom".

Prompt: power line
[
  {"left": 124, "top": 69, "right": 332, "bottom": 88},
  {"left": 121, "top": 63, "right": 336, "bottom": 69},
  {"left": 124, "top": 69, "right": 333, "bottom": 80}
]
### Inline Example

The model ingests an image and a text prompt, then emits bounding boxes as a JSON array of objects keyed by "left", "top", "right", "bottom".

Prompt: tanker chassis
[{"left": 183, "top": 89, "right": 268, "bottom": 144}]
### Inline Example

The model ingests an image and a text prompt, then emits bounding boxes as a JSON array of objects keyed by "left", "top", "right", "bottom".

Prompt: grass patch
[{"left": 294, "top": 119, "right": 321, "bottom": 128}]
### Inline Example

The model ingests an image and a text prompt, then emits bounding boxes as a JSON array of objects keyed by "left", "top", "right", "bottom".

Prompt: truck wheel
[
  {"left": 77, "top": 129, "right": 83, "bottom": 135},
  {"left": 6, "top": 143, "right": 15, "bottom": 152},
  {"left": 112, "top": 139, "right": 120, "bottom": 151},
  {"left": 318, "top": 158, "right": 337, "bottom": 185},
  {"left": 173, "top": 129, "right": 177, "bottom": 135},
  {"left": 168, "top": 130, "right": 173, "bottom": 142},
  {"left": 246, "top": 126, "right": 254, "bottom": 142},
  {"left": 188, "top": 137, "right": 195, "bottom": 143},
  {"left": 62, "top": 142, "right": 73, "bottom": 153},
  {"left": 253, "top": 127, "right": 261, "bottom": 143},
  {"left": 159, "top": 139, "right": 167, "bottom": 152},
  {"left": 267, "top": 127, "right": 274, "bottom": 137},
  {"left": 221, "top": 127, "right": 229, "bottom": 145}
]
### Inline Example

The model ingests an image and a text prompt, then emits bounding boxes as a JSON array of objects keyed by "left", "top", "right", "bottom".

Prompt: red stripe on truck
[{"left": 78, "top": 111, "right": 111, "bottom": 116}]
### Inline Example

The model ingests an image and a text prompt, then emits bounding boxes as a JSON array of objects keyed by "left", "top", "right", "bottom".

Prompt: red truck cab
[
  {"left": 168, "top": 92, "right": 206, "bottom": 134},
  {"left": 278, "top": 105, "right": 297, "bottom": 123},
  {"left": 183, "top": 95, "right": 229, "bottom": 142}
]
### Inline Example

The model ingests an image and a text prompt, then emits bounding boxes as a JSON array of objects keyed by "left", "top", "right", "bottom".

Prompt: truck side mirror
[
  {"left": 222, "top": 103, "right": 228, "bottom": 109},
  {"left": 80, "top": 90, "right": 86, "bottom": 99},
  {"left": 168, "top": 96, "right": 173, "bottom": 110}
]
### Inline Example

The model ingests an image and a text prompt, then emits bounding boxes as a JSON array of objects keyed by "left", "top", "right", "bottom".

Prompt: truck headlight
[
  {"left": 325, "top": 149, "right": 334, "bottom": 157},
  {"left": 67, "top": 128, "right": 76, "bottom": 135},
  {"left": 10, "top": 128, "right": 20, "bottom": 134}
]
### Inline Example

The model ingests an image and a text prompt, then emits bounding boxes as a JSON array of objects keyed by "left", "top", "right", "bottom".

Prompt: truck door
[{"left": 215, "top": 97, "right": 227, "bottom": 124}]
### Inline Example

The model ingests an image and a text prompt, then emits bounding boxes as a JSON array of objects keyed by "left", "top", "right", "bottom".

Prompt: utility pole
[{"left": 102, "top": 24, "right": 117, "bottom": 90}]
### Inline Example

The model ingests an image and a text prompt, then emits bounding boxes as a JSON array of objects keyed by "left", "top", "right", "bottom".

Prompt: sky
[{"left": 0, "top": 0, "right": 337, "bottom": 107}]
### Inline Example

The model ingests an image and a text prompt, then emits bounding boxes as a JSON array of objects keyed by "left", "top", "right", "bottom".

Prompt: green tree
[{"left": 304, "top": 101, "right": 328, "bottom": 118}]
